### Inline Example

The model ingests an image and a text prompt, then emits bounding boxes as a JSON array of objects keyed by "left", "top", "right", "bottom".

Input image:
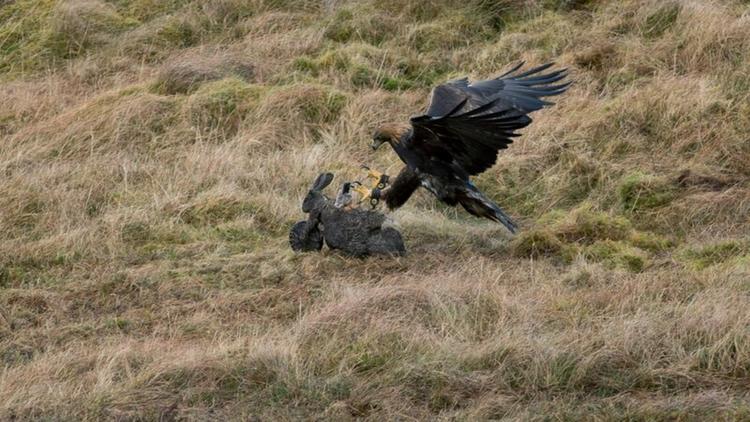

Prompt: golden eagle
[{"left": 369, "top": 62, "right": 570, "bottom": 233}]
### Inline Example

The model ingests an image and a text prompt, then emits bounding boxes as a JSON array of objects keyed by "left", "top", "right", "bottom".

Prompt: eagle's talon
[
  {"left": 361, "top": 167, "right": 388, "bottom": 187},
  {"left": 368, "top": 170, "right": 384, "bottom": 181},
  {"left": 351, "top": 183, "right": 373, "bottom": 203}
]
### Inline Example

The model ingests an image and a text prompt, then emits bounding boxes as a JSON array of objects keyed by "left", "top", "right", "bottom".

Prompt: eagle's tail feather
[{"left": 458, "top": 183, "right": 518, "bottom": 233}]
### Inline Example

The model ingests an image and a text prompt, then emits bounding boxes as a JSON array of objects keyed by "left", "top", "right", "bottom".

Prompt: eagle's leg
[{"left": 352, "top": 183, "right": 373, "bottom": 203}]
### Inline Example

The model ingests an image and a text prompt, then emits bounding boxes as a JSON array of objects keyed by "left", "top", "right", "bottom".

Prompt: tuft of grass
[
  {"left": 180, "top": 193, "right": 253, "bottom": 226},
  {"left": 291, "top": 44, "right": 420, "bottom": 91},
  {"left": 152, "top": 51, "right": 255, "bottom": 95},
  {"left": 585, "top": 240, "right": 648, "bottom": 272},
  {"left": 512, "top": 229, "right": 565, "bottom": 259},
  {"left": 408, "top": 15, "right": 489, "bottom": 53},
  {"left": 619, "top": 172, "right": 676, "bottom": 212},
  {"left": 120, "top": 14, "right": 201, "bottom": 58},
  {"left": 629, "top": 231, "right": 675, "bottom": 253},
  {"left": 22, "top": 90, "right": 184, "bottom": 158},
  {"left": 45, "top": 0, "right": 138, "bottom": 59},
  {"left": 322, "top": 6, "right": 397, "bottom": 45},
  {"left": 642, "top": 2, "right": 681, "bottom": 39},
  {"left": 554, "top": 205, "right": 632, "bottom": 244},
  {"left": 120, "top": 221, "right": 153, "bottom": 245},
  {"left": 0, "top": 0, "right": 56, "bottom": 73},
  {"left": 259, "top": 83, "right": 348, "bottom": 126},
  {"left": 512, "top": 205, "right": 673, "bottom": 271},
  {"left": 543, "top": 0, "right": 593, "bottom": 11},
  {"left": 682, "top": 240, "right": 749, "bottom": 270},
  {"left": 185, "top": 77, "right": 260, "bottom": 136}
]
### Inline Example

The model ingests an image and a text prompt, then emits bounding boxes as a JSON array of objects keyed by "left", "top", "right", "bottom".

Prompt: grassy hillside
[{"left": 1, "top": 0, "right": 749, "bottom": 419}]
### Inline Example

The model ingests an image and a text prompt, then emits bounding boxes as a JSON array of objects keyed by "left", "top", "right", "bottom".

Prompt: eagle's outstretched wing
[{"left": 410, "top": 63, "right": 570, "bottom": 176}]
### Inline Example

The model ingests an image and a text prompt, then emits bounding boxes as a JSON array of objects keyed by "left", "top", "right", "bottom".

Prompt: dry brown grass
[{"left": 1, "top": 0, "right": 750, "bottom": 419}]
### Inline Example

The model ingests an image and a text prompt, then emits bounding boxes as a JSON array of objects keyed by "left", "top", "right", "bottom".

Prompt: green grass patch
[
  {"left": 629, "top": 231, "right": 675, "bottom": 253},
  {"left": 0, "top": 0, "right": 55, "bottom": 73},
  {"left": 291, "top": 45, "right": 422, "bottom": 91},
  {"left": 408, "top": 14, "right": 489, "bottom": 53},
  {"left": 681, "top": 240, "right": 749, "bottom": 270},
  {"left": 323, "top": 6, "right": 397, "bottom": 45},
  {"left": 514, "top": 205, "right": 669, "bottom": 270},
  {"left": 263, "top": 84, "right": 348, "bottom": 124},
  {"left": 512, "top": 229, "right": 567, "bottom": 259},
  {"left": 181, "top": 195, "right": 253, "bottom": 225},
  {"left": 642, "top": 2, "right": 681, "bottom": 39},
  {"left": 185, "top": 77, "right": 261, "bottom": 135},
  {"left": 584, "top": 240, "right": 648, "bottom": 272},
  {"left": 555, "top": 205, "right": 632, "bottom": 244},
  {"left": 619, "top": 172, "right": 676, "bottom": 212},
  {"left": 44, "top": 0, "right": 139, "bottom": 60}
]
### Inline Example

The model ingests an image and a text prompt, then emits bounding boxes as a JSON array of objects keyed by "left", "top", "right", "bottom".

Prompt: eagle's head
[{"left": 371, "top": 123, "right": 408, "bottom": 150}]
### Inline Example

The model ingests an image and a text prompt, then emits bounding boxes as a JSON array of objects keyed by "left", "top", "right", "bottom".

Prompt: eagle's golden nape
[{"left": 371, "top": 123, "right": 409, "bottom": 150}]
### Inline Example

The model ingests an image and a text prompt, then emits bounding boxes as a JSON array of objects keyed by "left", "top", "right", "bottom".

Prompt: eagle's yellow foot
[
  {"left": 351, "top": 183, "right": 373, "bottom": 202},
  {"left": 361, "top": 165, "right": 390, "bottom": 190},
  {"left": 352, "top": 181, "right": 382, "bottom": 209}
]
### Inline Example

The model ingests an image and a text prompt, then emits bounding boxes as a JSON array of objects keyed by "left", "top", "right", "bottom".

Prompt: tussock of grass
[
  {"left": 513, "top": 205, "right": 675, "bottom": 271},
  {"left": 619, "top": 172, "right": 676, "bottom": 212},
  {"left": 13, "top": 90, "right": 184, "bottom": 159},
  {"left": 0, "top": 0, "right": 56, "bottom": 73},
  {"left": 46, "top": 0, "right": 138, "bottom": 59},
  {"left": 585, "top": 240, "right": 648, "bottom": 272},
  {"left": 291, "top": 42, "right": 444, "bottom": 92},
  {"left": 512, "top": 229, "right": 565, "bottom": 259},
  {"left": 254, "top": 83, "right": 348, "bottom": 142},
  {"left": 408, "top": 13, "right": 497, "bottom": 53},
  {"left": 629, "top": 230, "right": 674, "bottom": 253},
  {"left": 682, "top": 240, "right": 749, "bottom": 270},
  {"left": 185, "top": 77, "right": 260, "bottom": 136},
  {"left": 323, "top": 6, "right": 398, "bottom": 45},
  {"left": 1, "top": 0, "right": 750, "bottom": 419},
  {"left": 120, "top": 14, "right": 201, "bottom": 58},
  {"left": 641, "top": 2, "right": 681, "bottom": 39},
  {"left": 554, "top": 205, "right": 632, "bottom": 244},
  {"left": 152, "top": 50, "right": 255, "bottom": 94}
]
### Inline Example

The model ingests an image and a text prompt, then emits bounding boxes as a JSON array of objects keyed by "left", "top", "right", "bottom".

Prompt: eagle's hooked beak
[{"left": 371, "top": 138, "right": 384, "bottom": 151}]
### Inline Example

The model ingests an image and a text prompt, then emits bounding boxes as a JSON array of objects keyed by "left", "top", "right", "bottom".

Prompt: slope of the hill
[{"left": 1, "top": 0, "right": 749, "bottom": 419}]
